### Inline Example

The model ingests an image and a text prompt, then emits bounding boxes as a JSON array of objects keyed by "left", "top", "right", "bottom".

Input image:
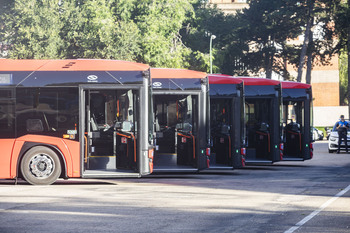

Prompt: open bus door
[
  {"left": 208, "top": 74, "right": 246, "bottom": 169},
  {"left": 150, "top": 68, "right": 209, "bottom": 172},
  {"left": 80, "top": 84, "right": 152, "bottom": 177},
  {"left": 281, "top": 82, "right": 313, "bottom": 160},
  {"left": 235, "top": 77, "right": 283, "bottom": 164}
]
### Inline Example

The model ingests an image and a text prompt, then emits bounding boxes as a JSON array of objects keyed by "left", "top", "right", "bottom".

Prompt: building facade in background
[{"left": 209, "top": 0, "right": 248, "bottom": 14}]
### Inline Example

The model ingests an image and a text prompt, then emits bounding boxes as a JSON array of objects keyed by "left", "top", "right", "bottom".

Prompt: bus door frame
[
  {"left": 283, "top": 89, "right": 312, "bottom": 161},
  {"left": 79, "top": 84, "right": 150, "bottom": 177},
  {"left": 232, "top": 83, "right": 246, "bottom": 168},
  {"left": 283, "top": 94, "right": 312, "bottom": 160},
  {"left": 303, "top": 90, "right": 312, "bottom": 160},
  {"left": 152, "top": 89, "right": 208, "bottom": 170},
  {"left": 245, "top": 94, "right": 282, "bottom": 163}
]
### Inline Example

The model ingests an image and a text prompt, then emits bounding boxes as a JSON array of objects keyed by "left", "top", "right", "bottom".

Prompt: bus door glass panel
[
  {"left": 85, "top": 89, "right": 138, "bottom": 170},
  {"left": 245, "top": 99, "right": 272, "bottom": 159},
  {"left": 210, "top": 99, "right": 232, "bottom": 165},
  {"left": 176, "top": 95, "right": 197, "bottom": 166},
  {"left": 114, "top": 90, "right": 138, "bottom": 170},
  {"left": 283, "top": 101, "right": 304, "bottom": 157},
  {"left": 154, "top": 97, "right": 177, "bottom": 154},
  {"left": 154, "top": 95, "right": 197, "bottom": 167}
]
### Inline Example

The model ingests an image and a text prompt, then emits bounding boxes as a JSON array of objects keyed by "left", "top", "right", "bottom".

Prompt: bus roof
[
  {"left": 208, "top": 74, "right": 243, "bottom": 84},
  {"left": 281, "top": 81, "right": 311, "bottom": 89},
  {"left": 0, "top": 59, "right": 150, "bottom": 71},
  {"left": 151, "top": 68, "right": 207, "bottom": 79},
  {"left": 233, "top": 76, "right": 280, "bottom": 86}
]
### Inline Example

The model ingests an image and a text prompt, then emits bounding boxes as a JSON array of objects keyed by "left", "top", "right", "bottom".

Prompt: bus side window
[
  {"left": 0, "top": 90, "right": 15, "bottom": 138},
  {"left": 16, "top": 88, "right": 79, "bottom": 139}
]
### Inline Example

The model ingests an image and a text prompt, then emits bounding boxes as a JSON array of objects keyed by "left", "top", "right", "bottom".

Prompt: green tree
[
  {"left": 181, "top": 1, "right": 237, "bottom": 73},
  {"left": 1, "top": 0, "right": 199, "bottom": 68},
  {"left": 332, "top": 0, "right": 350, "bottom": 114},
  {"left": 230, "top": 0, "right": 305, "bottom": 79},
  {"left": 2, "top": 0, "right": 65, "bottom": 59},
  {"left": 0, "top": 0, "right": 14, "bottom": 57},
  {"left": 296, "top": 0, "right": 341, "bottom": 83},
  {"left": 133, "top": 0, "right": 195, "bottom": 68},
  {"left": 339, "top": 51, "right": 348, "bottom": 105},
  {"left": 1, "top": 0, "right": 141, "bottom": 60},
  {"left": 60, "top": 0, "right": 141, "bottom": 60}
]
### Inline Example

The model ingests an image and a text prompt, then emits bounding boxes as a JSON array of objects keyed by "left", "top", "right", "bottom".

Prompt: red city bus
[
  {"left": 0, "top": 59, "right": 154, "bottom": 185},
  {"left": 234, "top": 77, "right": 283, "bottom": 164},
  {"left": 281, "top": 81, "right": 313, "bottom": 160},
  {"left": 150, "top": 68, "right": 210, "bottom": 172},
  {"left": 208, "top": 74, "right": 246, "bottom": 169}
]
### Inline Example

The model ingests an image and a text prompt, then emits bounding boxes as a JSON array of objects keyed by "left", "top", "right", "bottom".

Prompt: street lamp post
[{"left": 210, "top": 34, "right": 216, "bottom": 74}]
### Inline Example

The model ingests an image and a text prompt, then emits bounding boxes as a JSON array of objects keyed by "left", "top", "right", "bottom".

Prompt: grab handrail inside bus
[{"left": 84, "top": 135, "right": 88, "bottom": 163}]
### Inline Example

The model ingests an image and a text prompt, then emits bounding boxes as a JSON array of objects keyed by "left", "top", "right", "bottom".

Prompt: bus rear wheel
[{"left": 21, "top": 146, "right": 61, "bottom": 185}]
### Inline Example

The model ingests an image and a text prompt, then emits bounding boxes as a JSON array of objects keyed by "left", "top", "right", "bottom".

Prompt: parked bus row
[{"left": 0, "top": 59, "right": 313, "bottom": 185}]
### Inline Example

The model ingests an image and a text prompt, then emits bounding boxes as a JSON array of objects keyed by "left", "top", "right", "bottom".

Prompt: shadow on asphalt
[{"left": 0, "top": 178, "right": 117, "bottom": 186}]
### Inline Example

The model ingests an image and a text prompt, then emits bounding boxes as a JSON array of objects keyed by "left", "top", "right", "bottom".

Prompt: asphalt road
[{"left": 0, "top": 141, "right": 349, "bottom": 233}]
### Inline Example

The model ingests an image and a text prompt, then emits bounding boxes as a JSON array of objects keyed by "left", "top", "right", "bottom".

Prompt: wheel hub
[{"left": 29, "top": 154, "right": 55, "bottom": 178}]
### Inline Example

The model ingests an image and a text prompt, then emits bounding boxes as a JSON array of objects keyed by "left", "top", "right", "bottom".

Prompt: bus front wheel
[{"left": 21, "top": 146, "right": 61, "bottom": 185}]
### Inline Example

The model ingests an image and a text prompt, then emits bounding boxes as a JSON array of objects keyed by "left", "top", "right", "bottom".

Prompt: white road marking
[
  {"left": 0, "top": 209, "right": 124, "bottom": 217},
  {"left": 285, "top": 184, "right": 350, "bottom": 233}
]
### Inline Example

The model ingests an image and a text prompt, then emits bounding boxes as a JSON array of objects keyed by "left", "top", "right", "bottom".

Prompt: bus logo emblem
[
  {"left": 87, "top": 75, "right": 98, "bottom": 82},
  {"left": 153, "top": 82, "right": 162, "bottom": 88}
]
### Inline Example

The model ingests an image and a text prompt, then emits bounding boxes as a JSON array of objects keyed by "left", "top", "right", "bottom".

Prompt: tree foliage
[
  {"left": 332, "top": 0, "right": 350, "bottom": 109},
  {"left": 0, "top": 0, "right": 345, "bottom": 77},
  {"left": 228, "top": 0, "right": 305, "bottom": 79},
  {"left": 133, "top": 0, "right": 195, "bottom": 68},
  {"left": 339, "top": 51, "right": 348, "bottom": 105},
  {"left": 0, "top": 0, "right": 196, "bottom": 67}
]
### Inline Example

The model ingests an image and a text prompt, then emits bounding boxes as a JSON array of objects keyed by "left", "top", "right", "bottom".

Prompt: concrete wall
[{"left": 314, "top": 106, "right": 348, "bottom": 127}]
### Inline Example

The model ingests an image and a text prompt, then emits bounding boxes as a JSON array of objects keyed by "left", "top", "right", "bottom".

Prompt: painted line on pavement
[
  {"left": 285, "top": 184, "right": 350, "bottom": 233},
  {"left": 0, "top": 209, "right": 124, "bottom": 217}
]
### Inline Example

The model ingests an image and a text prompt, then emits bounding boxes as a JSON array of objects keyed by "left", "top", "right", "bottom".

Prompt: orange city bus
[
  {"left": 0, "top": 59, "right": 154, "bottom": 185},
  {"left": 150, "top": 68, "right": 210, "bottom": 172}
]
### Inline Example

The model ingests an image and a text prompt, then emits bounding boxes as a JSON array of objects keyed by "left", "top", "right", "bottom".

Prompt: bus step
[{"left": 83, "top": 170, "right": 140, "bottom": 178}]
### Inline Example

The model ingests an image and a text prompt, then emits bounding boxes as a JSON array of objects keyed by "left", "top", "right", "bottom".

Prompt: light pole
[{"left": 209, "top": 34, "right": 216, "bottom": 74}]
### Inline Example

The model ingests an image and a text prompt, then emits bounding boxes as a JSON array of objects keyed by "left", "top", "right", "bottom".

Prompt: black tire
[
  {"left": 20, "top": 146, "right": 61, "bottom": 185},
  {"left": 328, "top": 149, "right": 335, "bottom": 153}
]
